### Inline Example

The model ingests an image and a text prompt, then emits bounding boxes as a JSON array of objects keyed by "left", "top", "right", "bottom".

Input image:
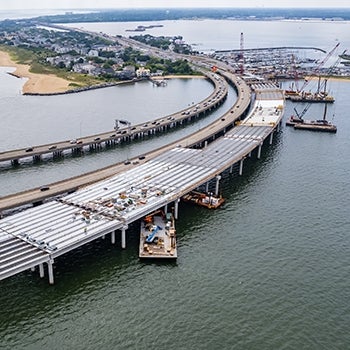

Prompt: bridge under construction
[{"left": 0, "top": 78, "right": 284, "bottom": 284}]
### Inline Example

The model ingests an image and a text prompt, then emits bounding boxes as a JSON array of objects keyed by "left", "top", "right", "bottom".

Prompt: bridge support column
[
  {"left": 204, "top": 140, "right": 208, "bottom": 148},
  {"left": 111, "top": 231, "right": 115, "bottom": 244},
  {"left": 277, "top": 122, "right": 281, "bottom": 132},
  {"left": 215, "top": 175, "right": 221, "bottom": 197},
  {"left": 248, "top": 151, "right": 252, "bottom": 158},
  {"left": 48, "top": 260, "right": 54, "bottom": 285},
  {"left": 31, "top": 266, "right": 35, "bottom": 272},
  {"left": 174, "top": 199, "right": 180, "bottom": 220},
  {"left": 229, "top": 164, "right": 234, "bottom": 174},
  {"left": 39, "top": 263, "right": 45, "bottom": 278},
  {"left": 121, "top": 225, "right": 128, "bottom": 249},
  {"left": 257, "top": 143, "right": 262, "bottom": 159},
  {"left": 239, "top": 158, "right": 244, "bottom": 176},
  {"left": 164, "top": 204, "right": 168, "bottom": 214},
  {"left": 269, "top": 131, "right": 274, "bottom": 145},
  {"left": 205, "top": 181, "right": 209, "bottom": 193}
]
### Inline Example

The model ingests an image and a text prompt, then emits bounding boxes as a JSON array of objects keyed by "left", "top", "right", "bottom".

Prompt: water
[
  {"left": 0, "top": 74, "right": 236, "bottom": 196},
  {"left": 68, "top": 19, "right": 350, "bottom": 53},
  {"left": 1, "top": 18, "right": 350, "bottom": 350}
]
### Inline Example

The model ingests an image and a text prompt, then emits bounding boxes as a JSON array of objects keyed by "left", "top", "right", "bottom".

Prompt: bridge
[
  {"left": 0, "top": 72, "right": 249, "bottom": 213},
  {"left": 0, "top": 70, "right": 227, "bottom": 165},
  {"left": 0, "top": 75, "right": 284, "bottom": 284}
]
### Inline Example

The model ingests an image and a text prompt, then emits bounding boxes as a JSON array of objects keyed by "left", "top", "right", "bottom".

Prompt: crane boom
[{"left": 298, "top": 43, "right": 340, "bottom": 93}]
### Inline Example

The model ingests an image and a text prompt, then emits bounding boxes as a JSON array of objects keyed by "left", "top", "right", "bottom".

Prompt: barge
[
  {"left": 182, "top": 191, "right": 225, "bottom": 209},
  {"left": 139, "top": 210, "right": 177, "bottom": 259},
  {"left": 293, "top": 120, "right": 337, "bottom": 133}
]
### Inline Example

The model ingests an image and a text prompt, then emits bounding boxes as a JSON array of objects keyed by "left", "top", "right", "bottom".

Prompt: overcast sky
[{"left": 0, "top": 0, "right": 349, "bottom": 10}]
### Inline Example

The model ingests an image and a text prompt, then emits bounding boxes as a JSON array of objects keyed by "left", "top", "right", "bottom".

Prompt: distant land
[{"left": 9, "top": 8, "right": 350, "bottom": 24}]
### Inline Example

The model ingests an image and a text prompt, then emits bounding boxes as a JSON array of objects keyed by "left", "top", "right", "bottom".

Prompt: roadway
[
  {"left": 0, "top": 69, "right": 227, "bottom": 164},
  {"left": 0, "top": 72, "right": 251, "bottom": 213},
  {"left": 0, "top": 81, "right": 284, "bottom": 283}
]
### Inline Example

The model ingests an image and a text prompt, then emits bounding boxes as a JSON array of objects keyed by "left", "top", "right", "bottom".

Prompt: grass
[{"left": 0, "top": 44, "right": 112, "bottom": 88}]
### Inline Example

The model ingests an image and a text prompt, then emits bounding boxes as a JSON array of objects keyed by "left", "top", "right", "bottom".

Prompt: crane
[
  {"left": 239, "top": 32, "right": 244, "bottom": 75},
  {"left": 297, "top": 42, "right": 340, "bottom": 93}
]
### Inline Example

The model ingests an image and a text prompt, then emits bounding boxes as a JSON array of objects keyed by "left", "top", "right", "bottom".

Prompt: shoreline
[
  {"left": 0, "top": 50, "right": 71, "bottom": 94},
  {"left": 0, "top": 50, "right": 204, "bottom": 95}
]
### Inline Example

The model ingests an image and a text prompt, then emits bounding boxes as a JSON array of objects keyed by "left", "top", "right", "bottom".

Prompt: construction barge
[
  {"left": 286, "top": 105, "right": 337, "bottom": 133},
  {"left": 286, "top": 91, "right": 335, "bottom": 103},
  {"left": 139, "top": 210, "right": 177, "bottom": 259},
  {"left": 182, "top": 191, "right": 225, "bottom": 209},
  {"left": 293, "top": 120, "right": 337, "bottom": 133}
]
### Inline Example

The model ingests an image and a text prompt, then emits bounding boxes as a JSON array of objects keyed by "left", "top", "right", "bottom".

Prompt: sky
[{"left": 0, "top": 0, "right": 349, "bottom": 10}]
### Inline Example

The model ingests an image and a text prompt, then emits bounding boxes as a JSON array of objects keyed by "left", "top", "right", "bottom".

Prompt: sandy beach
[{"left": 0, "top": 50, "right": 71, "bottom": 94}]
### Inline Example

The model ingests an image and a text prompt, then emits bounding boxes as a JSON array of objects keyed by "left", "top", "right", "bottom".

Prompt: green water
[{"left": 1, "top": 19, "right": 350, "bottom": 350}]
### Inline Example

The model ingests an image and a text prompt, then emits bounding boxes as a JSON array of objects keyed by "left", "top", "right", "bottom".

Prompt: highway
[
  {"left": 0, "top": 72, "right": 251, "bottom": 213},
  {"left": 0, "top": 70, "right": 227, "bottom": 165},
  {"left": 0, "top": 81, "right": 284, "bottom": 284}
]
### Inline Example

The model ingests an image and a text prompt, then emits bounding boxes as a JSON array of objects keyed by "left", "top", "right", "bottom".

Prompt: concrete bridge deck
[
  {"left": 0, "top": 81, "right": 284, "bottom": 284},
  {"left": 0, "top": 72, "right": 251, "bottom": 213}
]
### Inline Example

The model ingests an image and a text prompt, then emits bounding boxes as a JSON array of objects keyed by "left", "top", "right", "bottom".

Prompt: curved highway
[
  {"left": 0, "top": 70, "right": 227, "bottom": 165},
  {"left": 0, "top": 72, "right": 250, "bottom": 213}
]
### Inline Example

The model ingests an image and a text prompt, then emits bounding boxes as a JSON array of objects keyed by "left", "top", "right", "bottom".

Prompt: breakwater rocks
[
  {"left": 23, "top": 79, "right": 139, "bottom": 96},
  {"left": 7, "top": 72, "right": 21, "bottom": 79},
  {"left": 22, "top": 79, "right": 141, "bottom": 96}
]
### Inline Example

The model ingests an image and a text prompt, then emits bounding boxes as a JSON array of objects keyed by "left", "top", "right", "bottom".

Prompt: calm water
[{"left": 1, "top": 19, "right": 350, "bottom": 350}]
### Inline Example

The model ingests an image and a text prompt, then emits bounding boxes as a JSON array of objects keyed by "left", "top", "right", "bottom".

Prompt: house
[{"left": 136, "top": 67, "right": 151, "bottom": 78}]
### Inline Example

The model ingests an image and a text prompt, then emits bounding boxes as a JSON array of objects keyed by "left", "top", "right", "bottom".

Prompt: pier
[{"left": 0, "top": 77, "right": 284, "bottom": 284}]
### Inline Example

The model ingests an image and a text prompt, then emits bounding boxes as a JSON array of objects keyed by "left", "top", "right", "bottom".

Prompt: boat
[
  {"left": 286, "top": 77, "right": 334, "bottom": 103},
  {"left": 291, "top": 103, "right": 337, "bottom": 133},
  {"left": 139, "top": 210, "right": 177, "bottom": 259},
  {"left": 182, "top": 191, "right": 225, "bottom": 209},
  {"left": 288, "top": 91, "right": 334, "bottom": 103}
]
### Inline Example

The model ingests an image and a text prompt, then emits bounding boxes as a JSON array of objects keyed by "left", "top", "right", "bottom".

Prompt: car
[
  {"left": 94, "top": 137, "right": 101, "bottom": 141},
  {"left": 70, "top": 139, "right": 77, "bottom": 144},
  {"left": 138, "top": 155, "right": 146, "bottom": 160},
  {"left": 109, "top": 134, "right": 116, "bottom": 138},
  {"left": 40, "top": 186, "right": 50, "bottom": 191},
  {"left": 48, "top": 145, "right": 57, "bottom": 150},
  {"left": 76, "top": 140, "right": 83, "bottom": 144},
  {"left": 25, "top": 147, "right": 33, "bottom": 152},
  {"left": 124, "top": 160, "right": 131, "bottom": 165}
]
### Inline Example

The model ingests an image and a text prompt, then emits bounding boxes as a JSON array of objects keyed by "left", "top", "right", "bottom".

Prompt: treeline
[{"left": 17, "top": 8, "right": 350, "bottom": 25}]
